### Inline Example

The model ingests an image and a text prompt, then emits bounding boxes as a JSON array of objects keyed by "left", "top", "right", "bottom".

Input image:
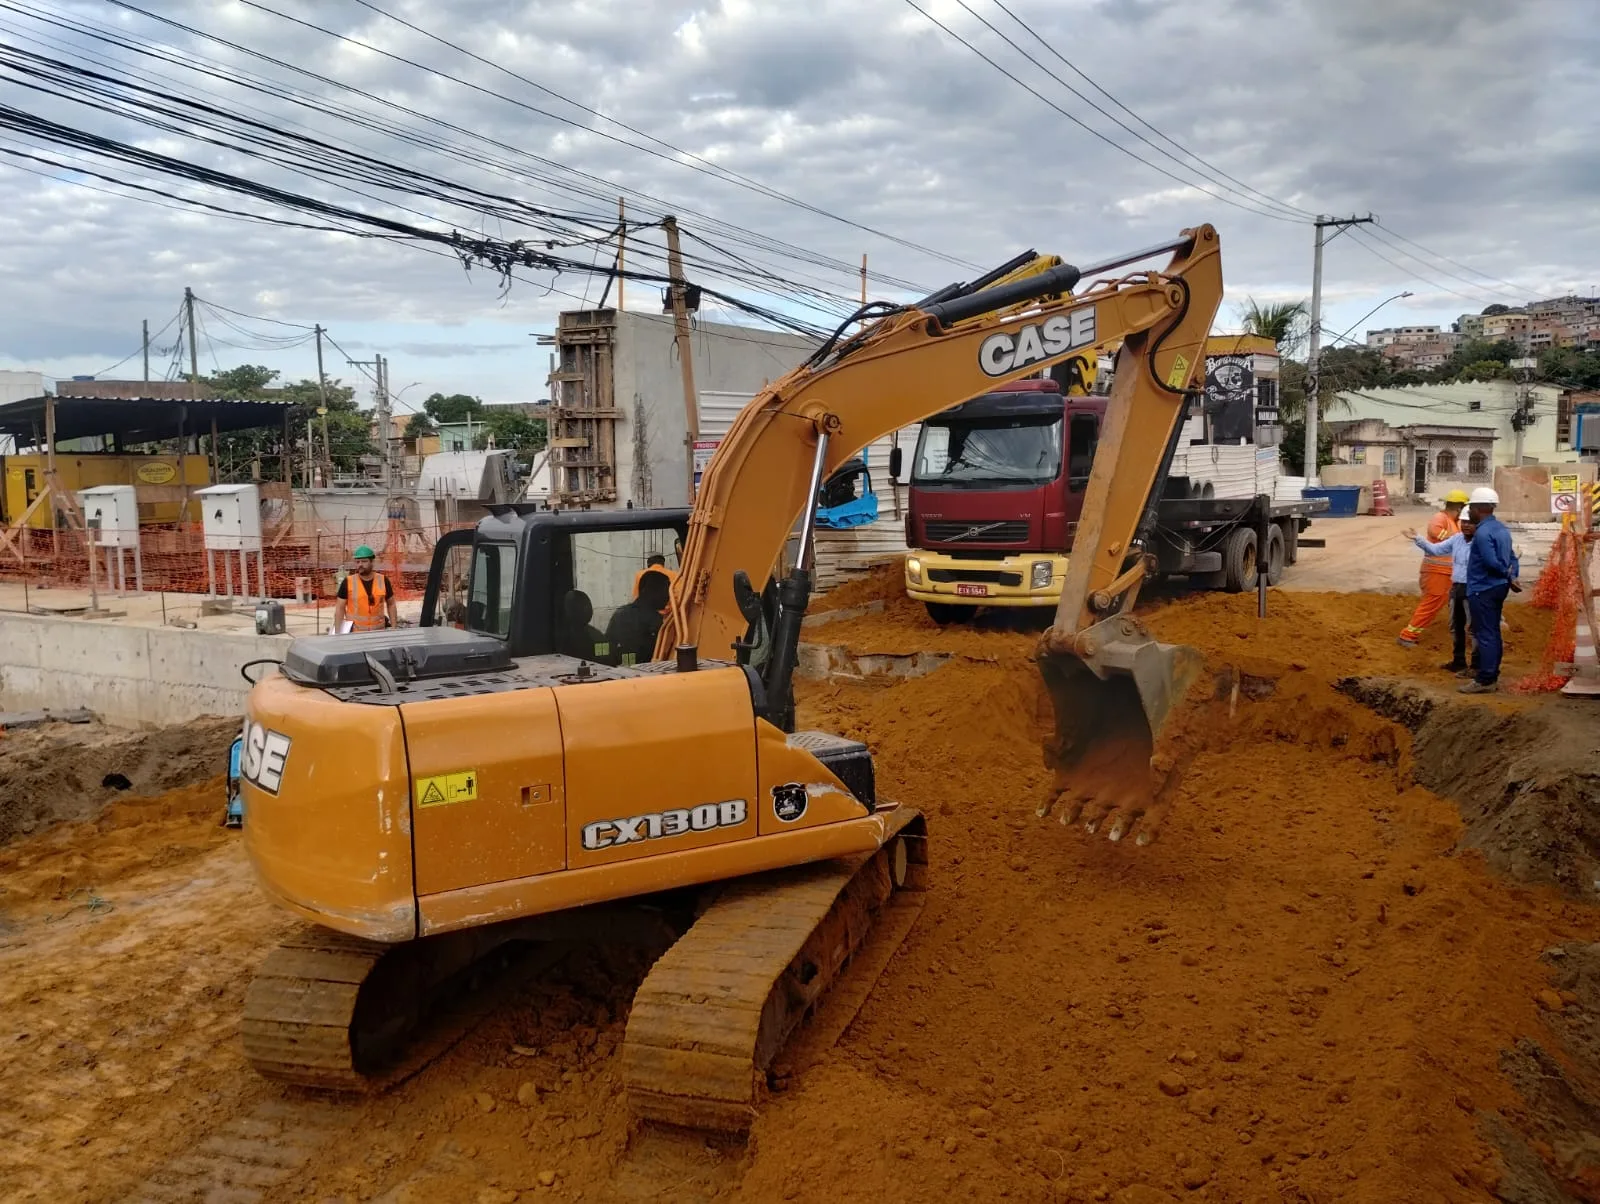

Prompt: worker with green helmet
[{"left": 333, "top": 544, "right": 397, "bottom": 633}]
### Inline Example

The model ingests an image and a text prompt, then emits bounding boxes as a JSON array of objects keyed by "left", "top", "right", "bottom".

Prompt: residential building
[
  {"left": 1335, "top": 380, "right": 1580, "bottom": 468},
  {"left": 1481, "top": 313, "right": 1531, "bottom": 343},
  {"left": 1326, "top": 417, "right": 1497, "bottom": 498},
  {"left": 1365, "top": 324, "right": 1442, "bottom": 349},
  {"left": 1454, "top": 313, "right": 1485, "bottom": 338}
]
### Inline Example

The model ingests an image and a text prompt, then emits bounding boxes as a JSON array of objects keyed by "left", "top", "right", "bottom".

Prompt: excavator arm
[
  {"left": 662, "top": 227, "right": 1221, "bottom": 655},
  {"left": 659, "top": 225, "right": 1222, "bottom": 841}
]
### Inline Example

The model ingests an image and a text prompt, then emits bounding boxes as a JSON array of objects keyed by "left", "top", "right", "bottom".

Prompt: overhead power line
[
  {"left": 902, "top": 0, "right": 1306, "bottom": 224},
  {"left": 24, "top": 0, "right": 932, "bottom": 299},
  {"left": 342, "top": 0, "right": 979, "bottom": 271},
  {"left": 945, "top": 0, "right": 1310, "bottom": 223},
  {"left": 1371, "top": 222, "right": 1530, "bottom": 297},
  {"left": 1359, "top": 224, "right": 1528, "bottom": 305},
  {"left": 1345, "top": 227, "right": 1524, "bottom": 307},
  {"left": 988, "top": 0, "right": 1317, "bottom": 223}
]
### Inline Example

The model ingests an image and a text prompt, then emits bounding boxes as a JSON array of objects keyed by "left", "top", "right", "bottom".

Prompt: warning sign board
[
  {"left": 415, "top": 770, "right": 478, "bottom": 808},
  {"left": 1551, "top": 473, "right": 1581, "bottom": 516}
]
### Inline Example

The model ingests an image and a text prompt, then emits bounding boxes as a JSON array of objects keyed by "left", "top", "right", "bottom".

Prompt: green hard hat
[{"left": 353, "top": 545, "right": 376, "bottom": 560}]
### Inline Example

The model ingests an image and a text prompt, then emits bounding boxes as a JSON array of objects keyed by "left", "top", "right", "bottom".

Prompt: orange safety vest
[
  {"left": 347, "top": 572, "right": 392, "bottom": 632},
  {"left": 632, "top": 565, "right": 678, "bottom": 614},
  {"left": 1421, "top": 511, "right": 1459, "bottom": 576}
]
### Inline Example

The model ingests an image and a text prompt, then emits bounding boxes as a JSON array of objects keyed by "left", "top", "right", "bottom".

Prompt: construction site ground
[{"left": 3, "top": 554, "right": 1599, "bottom": 1203}]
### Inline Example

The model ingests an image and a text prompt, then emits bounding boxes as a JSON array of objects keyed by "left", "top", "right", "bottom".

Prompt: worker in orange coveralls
[{"left": 1397, "top": 489, "right": 1468, "bottom": 648}]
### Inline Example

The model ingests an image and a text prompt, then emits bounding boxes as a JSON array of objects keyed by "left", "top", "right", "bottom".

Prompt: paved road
[{"left": 1284, "top": 506, "right": 1552, "bottom": 595}]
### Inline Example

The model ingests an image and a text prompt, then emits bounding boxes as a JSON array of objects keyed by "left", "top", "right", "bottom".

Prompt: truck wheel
[
  {"left": 1222, "top": 527, "right": 1257, "bottom": 593},
  {"left": 924, "top": 602, "right": 972, "bottom": 625},
  {"left": 1281, "top": 518, "right": 1300, "bottom": 566},
  {"left": 1266, "top": 524, "right": 1287, "bottom": 585}
]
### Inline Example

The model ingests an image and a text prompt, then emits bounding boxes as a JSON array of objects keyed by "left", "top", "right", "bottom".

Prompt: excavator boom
[{"left": 661, "top": 227, "right": 1222, "bottom": 839}]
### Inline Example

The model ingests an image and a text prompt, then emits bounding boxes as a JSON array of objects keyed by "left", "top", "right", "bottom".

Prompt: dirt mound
[
  {"left": 0, "top": 714, "right": 237, "bottom": 846},
  {"left": 809, "top": 559, "right": 905, "bottom": 613},
  {"left": 1341, "top": 679, "right": 1600, "bottom": 896}
]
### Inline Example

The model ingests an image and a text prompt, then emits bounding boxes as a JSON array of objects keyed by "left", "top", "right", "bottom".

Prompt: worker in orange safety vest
[
  {"left": 1397, "top": 489, "right": 1467, "bottom": 647},
  {"left": 333, "top": 545, "right": 397, "bottom": 633},
  {"left": 631, "top": 553, "right": 679, "bottom": 615}
]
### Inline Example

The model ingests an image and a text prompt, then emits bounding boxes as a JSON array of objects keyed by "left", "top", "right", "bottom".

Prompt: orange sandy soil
[{"left": 0, "top": 575, "right": 1588, "bottom": 1204}]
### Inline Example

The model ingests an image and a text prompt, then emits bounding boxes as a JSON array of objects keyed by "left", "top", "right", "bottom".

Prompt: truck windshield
[{"left": 912, "top": 415, "right": 1063, "bottom": 488}]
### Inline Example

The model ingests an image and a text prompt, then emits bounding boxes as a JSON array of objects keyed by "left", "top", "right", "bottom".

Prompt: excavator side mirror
[{"left": 889, "top": 446, "right": 903, "bottom": 479}]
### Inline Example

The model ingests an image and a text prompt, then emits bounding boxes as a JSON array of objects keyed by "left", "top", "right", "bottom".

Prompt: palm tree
[{"left": 1239, "top": 297, "right": 1309, "bottom": 356}]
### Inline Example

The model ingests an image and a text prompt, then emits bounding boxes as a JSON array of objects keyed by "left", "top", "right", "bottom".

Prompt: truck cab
[{"left": 904, "top": 378, "right": 1102, "bottom": 621}]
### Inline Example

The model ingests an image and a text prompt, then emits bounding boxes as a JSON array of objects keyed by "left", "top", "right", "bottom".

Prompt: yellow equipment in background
[{"left": 235, "top": 226, "right": 1224, "bottom": 1131}]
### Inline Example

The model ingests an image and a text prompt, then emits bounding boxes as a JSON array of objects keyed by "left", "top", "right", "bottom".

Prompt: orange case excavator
[{"left": 235, "top": 227, "right": 1224, "bottom": 1131}]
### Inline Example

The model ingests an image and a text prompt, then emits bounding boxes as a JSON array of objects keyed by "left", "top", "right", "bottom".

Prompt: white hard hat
[{"left": 1469, "top": 486, "right": 1499, "bottom": 505}]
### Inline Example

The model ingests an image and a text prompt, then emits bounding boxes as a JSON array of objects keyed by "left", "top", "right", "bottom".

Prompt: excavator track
[
  {"left": 241, "top": 923, "right": 549, "bottom": 1092},
  {"left": 622, "top": 806, "right": 928, "bottom": 1132}
]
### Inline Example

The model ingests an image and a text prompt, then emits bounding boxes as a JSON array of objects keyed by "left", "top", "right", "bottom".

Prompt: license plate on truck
[{"left": 955, "top": 583, "right": 989, "bottom": 597}]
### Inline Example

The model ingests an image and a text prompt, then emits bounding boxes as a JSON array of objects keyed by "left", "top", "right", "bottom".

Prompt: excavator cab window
[
  {"left": 430, "top": 542, "right": 472, "bottom": 629},
  {"left": 468, "top": 542, "right": 516, "bottom": 639},
  {"left": 562, "top": 525, "right": 683, "bottom": 663}
]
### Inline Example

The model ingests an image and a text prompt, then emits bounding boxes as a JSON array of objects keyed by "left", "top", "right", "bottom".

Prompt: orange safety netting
[
  {"left": 1510, "top": 522, "right": 1585, "bottom": 693},
  {"left": 0, "top": 517, "right": 474, "bottom": 605}
]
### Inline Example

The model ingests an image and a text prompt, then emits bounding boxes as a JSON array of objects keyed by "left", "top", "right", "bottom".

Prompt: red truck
[{"left": 895, "top": 375, "right": 1326, "bottom": 622}]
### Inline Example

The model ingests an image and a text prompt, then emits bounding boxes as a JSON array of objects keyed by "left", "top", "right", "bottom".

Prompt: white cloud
[{"left": 0, "top": 0, "right": 1593, "bottom": 402}]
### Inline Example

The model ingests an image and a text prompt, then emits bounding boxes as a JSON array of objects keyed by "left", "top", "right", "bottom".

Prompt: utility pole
[
  {"left": 314, "top": 324, "right": 331, "bottom": 480},
  {"left": 1510, "top": 356, "right": 1537, "bottom": 466},
  {"left": 184, "top": 287, "right": 200, "bottom": 399},
  {"left": 376, "top": 353, "right": 392, "bottom": 487},
  {"left": 346, "top": 353, "right": 393, "bottom": 486},
  {"left": 663, "top": 216, "right": 700, "bottom": 504},
  {"left": 617, "top": 197, "right": 626, "bottom": 310},
  {"left": 1305, "top": 214, "right": 1375, "bottom": 486},
  {"left": 142, "top": 318, "right": 150, "bottom": 383},
  {"left": 861, "top": 254, "right": 868, "bottom": 305}
]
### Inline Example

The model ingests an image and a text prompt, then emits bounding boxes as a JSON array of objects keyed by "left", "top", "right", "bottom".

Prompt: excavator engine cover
[{"left": 1038, "top": 615, "right": 1205, "bottom": 844}]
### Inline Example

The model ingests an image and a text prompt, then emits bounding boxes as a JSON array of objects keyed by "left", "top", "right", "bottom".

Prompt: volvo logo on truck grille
[
  {"left": 582, "top": 799, "right": 748, "bottom": 850},
  {"left": 978, "top": 307, "right": 1097, "bottom": 377}
]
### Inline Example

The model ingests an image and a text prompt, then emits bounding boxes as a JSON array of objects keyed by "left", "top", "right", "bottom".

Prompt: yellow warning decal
[
  {"left": 1165, "top": 354, "right": 1191, "bottom": 389},
  {"left": 416, "top": 770, "right": 478, "bottom": 808}
]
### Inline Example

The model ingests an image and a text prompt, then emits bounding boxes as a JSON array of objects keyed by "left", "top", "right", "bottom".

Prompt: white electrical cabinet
[
  {"left": 196, "top": 484, "right": 263, "bottom": 551},
  {"left": 77, "top": 485, "right": 140, "bottom": 548},
  {"left": 76, "top": 484, "right": 144, "bottom": 592},
  {"left": 196, "top": 484, "right": 265, "bottom": 600}
]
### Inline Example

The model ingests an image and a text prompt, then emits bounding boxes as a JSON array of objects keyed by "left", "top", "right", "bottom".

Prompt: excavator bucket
[{"left": 1036, "top": 615, "right": 1206, "bottom": 844}]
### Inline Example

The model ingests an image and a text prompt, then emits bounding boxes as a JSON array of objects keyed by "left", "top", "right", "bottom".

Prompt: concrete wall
[
  {"left": 612, "top": 311, "right": 819, "bottom": 509},
  {"left": 0, "top": 613, "right": 289, "bottom": 726}
]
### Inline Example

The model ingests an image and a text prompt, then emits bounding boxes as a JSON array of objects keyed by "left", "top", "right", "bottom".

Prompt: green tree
[
  {"left": 1436, "top": 338, "right": 1518, "bottom": 381},
  {"left": 404, "top": 411, "right": 436, "bottom": 440},
  {"left": 1539, "top": 346, "right": 1600, "bottom": 389},
  {"left": 206, "top": 363, "right": 371, "bottom": 479},
  {"left": 422, "top": 392, "right": 486, "bottom": 424},
  {"left": 475, "top": 406, "right": 547, "bottom": 453},
  {"left": 1239, "top": 297, "right": 1309, "bottom": 356},
  {"left": 1278, "top": 417, "right": 1332, "bottom": 476}
]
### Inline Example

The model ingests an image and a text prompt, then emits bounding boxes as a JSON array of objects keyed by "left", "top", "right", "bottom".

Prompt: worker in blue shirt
[
  {"left": 1460, "top": 486, "right": 1521, "bottom": 694},
  {"left": 1407, "top": 515, "right": 1479, "bottom": 674}
]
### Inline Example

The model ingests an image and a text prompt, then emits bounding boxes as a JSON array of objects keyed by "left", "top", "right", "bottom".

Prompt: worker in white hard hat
[
  {"left": 1459, "top": 486, "right": 1520, "bottom": 694},
  {"left": 1397, "top": 488, "right": 1469, "bottom": 648}
]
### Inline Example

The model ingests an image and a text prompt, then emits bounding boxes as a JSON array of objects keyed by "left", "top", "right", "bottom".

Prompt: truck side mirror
[{"left": 889, "top": 447, "right": 903, "bottom": 479}]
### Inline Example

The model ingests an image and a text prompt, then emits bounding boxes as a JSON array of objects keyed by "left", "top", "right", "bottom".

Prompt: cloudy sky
[{"left": 0, "top": 0, "right": 1595, "bottom": 413}]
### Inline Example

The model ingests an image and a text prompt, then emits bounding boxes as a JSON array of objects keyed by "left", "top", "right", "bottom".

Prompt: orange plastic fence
[
  {"left": 1510, "top": 524, "right": 1583, "bottom": 693},
  {"left": 0, "top": 519, "right": 475, "bottom": 602}
]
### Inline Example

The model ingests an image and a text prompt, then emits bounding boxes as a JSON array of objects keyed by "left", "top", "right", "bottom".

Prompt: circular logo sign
[
  {"left": 771, "top": 782, "right": 808, "bottom": 823},
  {"left": 136, "top": 461, "right": 177, "bottom": 484}
]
